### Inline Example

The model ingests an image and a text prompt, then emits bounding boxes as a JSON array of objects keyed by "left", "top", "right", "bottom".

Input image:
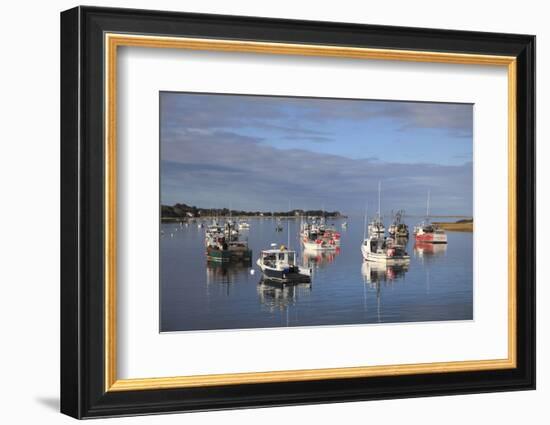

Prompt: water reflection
[
  {"left": 205, "top": 260, "right": 251, "bottom": 286},
  {"left": 413, "top": 242, "right": 448, "bottom": 260},
  {"left": 301, "top": 247, "right": 341, "bottom": 270},
  {"left": 257, "top": 278, "right": 312, "bottom": 312},
  {"left": 361, "top": 261, "right": 409, "bottom": 323},
  {"left": 161, "top": 218, "right": 473, "bottom": 331},
  {"left": 361, "top": 261, "right": 409, "bottom": 285}
]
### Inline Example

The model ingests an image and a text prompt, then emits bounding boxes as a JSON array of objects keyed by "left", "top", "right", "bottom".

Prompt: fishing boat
[
  {"left": 256, "top": 245, "right": 311, "bottom": 283},
  {"left": 361, "top": 236, "right": 410, "bottom": 263},
  {"left": 205, "top": 221, "right": 252, "bottom": 263},
  {"left": 206, "top": 240, "right": 252, "bottom": 263},
  {"left": 413, "top": 191, "right": 448, "bottom": 244},
  {"left": 368, "top": 182, "right": 385, "bottom": 236},
  {"left": 414, "top": 223, "right": 448, "bottom": 244},
  {"left": 300, "top": 221, "right": 338, "bottom": 250},
  {"left": 300, "top": 218, "right": 340, "bottom": 248},
  {"left": 361, "top": 201, "right": 409, "bottom": 263},
  {"left": 388, "top": 210, "right": 409, "bottom": 238}
]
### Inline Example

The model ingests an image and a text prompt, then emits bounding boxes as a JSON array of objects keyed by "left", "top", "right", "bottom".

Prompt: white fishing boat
[
  {"left": 361, "top": 202, "right": 409, "bottom": 263},
  {"left": 361, "top": 236, "right": 410, "bottom": 263},
  {"left": 256, "top": 245, "right": 311, "bottom": 283}
]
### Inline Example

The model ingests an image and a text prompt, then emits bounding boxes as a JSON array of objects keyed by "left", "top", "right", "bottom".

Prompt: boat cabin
[{"left": 259, "top": 247, "right": 296, "bottom": 269}]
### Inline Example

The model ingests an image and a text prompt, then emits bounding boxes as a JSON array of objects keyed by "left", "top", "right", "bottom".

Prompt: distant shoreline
[
  {"left": 432, "top": 219, "right": 473, "bottom": 232},
  {"left": 161, "top": 203, "right": 345, "bottom": 222},
  {"left": 161, "top": 214, "right": 347, "bottom": 223}
]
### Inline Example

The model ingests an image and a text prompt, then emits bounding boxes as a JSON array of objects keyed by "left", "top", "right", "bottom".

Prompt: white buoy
[
  {"left": 170, "top": 233, "right": 173, "bottom": 238},
  {"left": 250, "top": 269, "right": 255, "bottom": 275}
]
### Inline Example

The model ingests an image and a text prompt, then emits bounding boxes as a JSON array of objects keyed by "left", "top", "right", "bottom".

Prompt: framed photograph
[{"left": 60, "top": 6, "right": 535, "bottom": 419}]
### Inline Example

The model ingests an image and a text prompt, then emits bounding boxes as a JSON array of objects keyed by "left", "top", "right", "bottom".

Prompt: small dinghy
[{"left": 238, "top": 221, "right": 250, "bottom": 230}]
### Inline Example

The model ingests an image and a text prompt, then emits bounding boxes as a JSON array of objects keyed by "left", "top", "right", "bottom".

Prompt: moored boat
[
  {"left": 300, "top": 218, "right": 340, "bottom": 249},
  {"left": 388, "top": 210, "right": 409, "bottom": 238},
  {"left": 414, "top": 223, "right": 448, "bottom": 244},
  {"left": 238, "top": 221, "right": 250, "bottom": 230},
  {"left": 256, "top": 245, "right": 311, "bottom": 283},
  {"left": 205, "top": 221, "right": 252, "bottom": 262},
  {"left": 206, "top": 240, "right": 253, "bottom": 263},
  {"left": 361, "top": 236, "right": 410, "bottom": 264},
  {"left": 413, "top": 191, "right": 448, "bottom": 244}
]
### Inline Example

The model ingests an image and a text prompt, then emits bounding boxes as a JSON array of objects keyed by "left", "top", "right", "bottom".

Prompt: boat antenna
[
  {"left": 378, "top": 181, "right": 381, "bottom": 220},
  {"left": 426, "top": 189, "right": 431, "bottom": 219},
  {"left": 287, "top": 200, "right": 291, "bottom": 249},
  {"left": 363, "top": 203, "right": 368, "bottom": 240}
]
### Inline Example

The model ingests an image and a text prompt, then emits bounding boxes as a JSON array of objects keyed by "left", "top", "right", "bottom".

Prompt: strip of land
[
  {"left": 432, "top": 218, "right": 473, "bottom": 232},
  {"left": 161, "top": 203, "right": 344, "bottom": 222}
]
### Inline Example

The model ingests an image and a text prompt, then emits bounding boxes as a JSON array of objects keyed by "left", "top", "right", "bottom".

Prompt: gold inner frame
[{"left": 104, "top": 33, "right": 517, "bottom": 392}]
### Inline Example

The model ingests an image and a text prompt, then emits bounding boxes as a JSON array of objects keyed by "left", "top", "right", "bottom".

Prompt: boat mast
[
  {"left": 287, "top": 200, "right": 291, "bottom": 248},
  {"left": 426, "top": 189, "right": 431, "bottom": 219},
  {"left": 363, "top": 203, "right": 368, "bottom": 240},
  {"left": 377, "top": 181, "right": 381, "bottom": 221}
]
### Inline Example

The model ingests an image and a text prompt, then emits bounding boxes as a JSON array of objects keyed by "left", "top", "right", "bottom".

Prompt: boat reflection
[
  {"left": 361, "top": 261, "right": 409, "bottom": 323},
  {"left": 257, "top": 277, "right": 312, "bottom": 312},
  {"left": 205, "top": 260, "right": 252, "bottom": 287},
  {"left": 301, "top": 247, "right": 341, "bottom": 270},
  {"left": 361, "top": 261, "right": 409, "bottom": 285},
  {"left": 413, "top": 241, "right": 448, "bottom": 260}
]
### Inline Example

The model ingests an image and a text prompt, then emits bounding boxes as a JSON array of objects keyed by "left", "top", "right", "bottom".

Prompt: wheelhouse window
[{"left": 288, "top": 252, "right": 295, "bottom": 265}]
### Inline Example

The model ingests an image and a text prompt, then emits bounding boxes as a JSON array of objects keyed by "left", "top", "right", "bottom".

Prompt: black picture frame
[{"left": 61, "top": 5, "right": 535, "bottom": 419}]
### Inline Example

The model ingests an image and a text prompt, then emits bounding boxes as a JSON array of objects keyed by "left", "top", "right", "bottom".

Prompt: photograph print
[{"left": 160, "top": 92, "right": 473, "bottom": 332}]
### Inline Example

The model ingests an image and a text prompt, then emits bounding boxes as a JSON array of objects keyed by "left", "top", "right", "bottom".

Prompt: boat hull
[
  {"left": 414, "top": 233, "right": 447, "bottom": 244},
  {"left": 256, "top": 259, "right": 311, "bottom": 283},
  {"left": 361, "top": 245, "right": 410, "bottom": 264},
  {"left": 362, "top": 253, "right": 411, "bottom": 264},
  {"left": 206, "top": 247, "right": 252, "bottom": 263},
  {"left": 261, "top": 267, "right": 311, "bottom": 283}
]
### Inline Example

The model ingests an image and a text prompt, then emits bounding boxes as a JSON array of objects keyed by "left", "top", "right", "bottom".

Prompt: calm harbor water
[{"left": 160, "top": 217, "right": 473, "bottom": 332}]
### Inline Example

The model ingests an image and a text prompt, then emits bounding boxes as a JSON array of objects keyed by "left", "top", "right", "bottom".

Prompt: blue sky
[{"left": 160, "top": 92, "right": 473, "bottom": 216}]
